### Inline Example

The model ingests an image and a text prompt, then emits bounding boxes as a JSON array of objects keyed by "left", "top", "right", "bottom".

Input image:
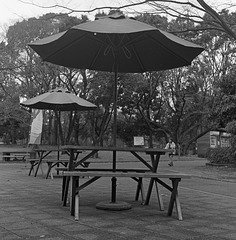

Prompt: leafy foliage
[
  {"left": 206, "top": 147, "right": 236, "bottom": 164},
  {"left": 208, "top": 120, "right": 236, "bottom": 165},
  {"left": 1, "top": 9, "right": 236, "bottom": 151}
]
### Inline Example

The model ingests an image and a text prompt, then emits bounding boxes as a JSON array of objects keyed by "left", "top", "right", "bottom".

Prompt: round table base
[{"left": 96, "top": 201, "right": 132, "bottom": 211}]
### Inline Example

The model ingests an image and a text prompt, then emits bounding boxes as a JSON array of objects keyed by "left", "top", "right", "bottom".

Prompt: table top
[
  {"left": 32, "top": 146, "right": 59, "bottom": 152},
  {"left": 62, "top": 145, "right": 172, "bottom": 154}
]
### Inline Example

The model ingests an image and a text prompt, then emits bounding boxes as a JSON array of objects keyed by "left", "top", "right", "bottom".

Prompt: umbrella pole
[
  {"left": 113, "top": 71, "right": 117, "bottom": 148},
  {"left": 111, "top": 70, "right": 118, "bottom": 203},
  {"left": 56, "top": 110, "right": 60, "bottom": 175}
]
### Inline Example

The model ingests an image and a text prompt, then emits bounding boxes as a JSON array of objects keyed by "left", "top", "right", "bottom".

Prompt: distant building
[{"left": 197, "top": 131, "right": 231, "bottom": 157}]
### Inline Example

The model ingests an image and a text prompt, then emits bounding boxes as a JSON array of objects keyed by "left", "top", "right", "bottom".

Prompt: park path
[{"left": 0, "top": 158, "right": 236, "bottom": 239}]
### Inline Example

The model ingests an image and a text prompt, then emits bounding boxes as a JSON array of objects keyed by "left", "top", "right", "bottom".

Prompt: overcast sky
[
  {"left": 0, "top": 0, "right": 125, "bottom": 26},
  {"left": 0, "top": 0, "right": 234, "bottom": 34}
]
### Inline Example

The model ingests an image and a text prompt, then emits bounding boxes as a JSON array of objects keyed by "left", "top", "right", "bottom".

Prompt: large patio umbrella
[
  {"left": 21, "top": 87, "right": 97, "bottom": 146},
  {"left": 28, "top": 14, "right": 204, "bottom": 204},
  {"left": 29, "top": 14, "right": 204, "bottom": 144}
]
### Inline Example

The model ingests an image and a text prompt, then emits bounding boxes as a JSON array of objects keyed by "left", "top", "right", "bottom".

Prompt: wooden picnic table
[
  {"left": 30, "top": 146, "right": 83, "bottom": 178},
  {"left": 31, "top": 146, "right": 63, "bottom": 177},
  {"left": 61, "top": 145, "right": 173, "bottom": 208}
]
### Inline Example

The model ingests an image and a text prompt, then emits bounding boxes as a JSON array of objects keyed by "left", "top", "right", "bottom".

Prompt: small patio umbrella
[
  {"left": 28, "top": 14, "right": 204, "bottom": 204},
  {"left": 21, "top": 87, "right": 97, "bottom": 111},
  {"left": 21, "top": 87, "right": 97, "bottom": 145}
]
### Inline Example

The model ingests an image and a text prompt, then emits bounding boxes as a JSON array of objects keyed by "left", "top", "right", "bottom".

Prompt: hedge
[{"left": 206, "top": 147, "right": 236, "bottom": 164}]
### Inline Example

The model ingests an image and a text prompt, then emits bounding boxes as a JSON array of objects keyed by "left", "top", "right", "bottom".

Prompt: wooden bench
[
  {"left": 27, "top": 159, "right": 91, "bottom": 179},
  {"left": 2, "top": 153, "right": 30, "bottom": 161},
  {"left": 58, "top": 168, "right": 150, "bottom": 203},
  {"left": 62, "top": 171, "right": 191, "bottom": 221},
  {"left": 46, "top": 159, "right": 70, "bottom": 179},
  {"left": 27, "top": 159, "right": 70, "bottom": 178},
  {"left": 47, "top": 160, "right": 91, "bottom": 179}
]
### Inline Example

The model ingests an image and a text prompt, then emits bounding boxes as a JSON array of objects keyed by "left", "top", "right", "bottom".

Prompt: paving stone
[{"left": 0, "top": 159, "right": 236, "bottom": 240}]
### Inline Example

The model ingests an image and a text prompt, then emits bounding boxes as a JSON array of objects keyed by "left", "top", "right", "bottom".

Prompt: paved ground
[{"left": 0, "top": 153, "right": 236, "bottom": 240}]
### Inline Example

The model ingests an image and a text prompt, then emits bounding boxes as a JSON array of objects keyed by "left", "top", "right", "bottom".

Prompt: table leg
[
  {"left": 28, "top": 161, "right": 36, "bottom": 176},
  {"left": 175, "top": 193, "right": 182, "bottom": 220},
  {"left": 62, "top": 176, "right": 66, "bottom": 201},
  {"left": 144, "top": 153, "right": 160, "bottom": 205},
  {"left": 63, "top": 176, "right": 70, "bottom": 206},
  {"left": 34, "top": 158, "right": 42, "bottom": 177},
  {"left": 46, "top": 162, "right": 53, "bottom": 179},
  {"left": 71, "top": 176, "right": 77, "bottom": 216},
  {"left": 63, "top": 149, "right": 75, "bottom": 206},
  {"left": 144, "top": 178, "right": 154, "bottom": 205},
  {"left": 75, "top": 193, "right": 80, "bottom": 221},
  {"left": 167, "top": 178, "right": 181, "bottom": 218},
  {"left": 135, "top": 177, "right": 145, "bottom": 204},
  {"left": 154, "top": 181, "right": 164, "bottom": 211}
]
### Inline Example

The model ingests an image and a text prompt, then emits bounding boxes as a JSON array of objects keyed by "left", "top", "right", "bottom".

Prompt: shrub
[{"left": 206, "top": 147, "right": 236, "bottom": 164}]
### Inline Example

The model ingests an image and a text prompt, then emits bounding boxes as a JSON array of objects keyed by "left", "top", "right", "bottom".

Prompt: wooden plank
[
  {"left": 46, "top": 159, "right": 70, "bottom": 163},
  {"left": 62, "top": 145, "right": 172, "bottom": 154},
  {"left": 62, "top": 171, "right": 191, "bottom": 179},
  {"left": 2, "top": 154, "right": 29, "bottom": 161},
  {"left": 2, "top": 155, "right": 29, "bottom": 158},
  {"left": 57, "top": 168, "right": 151, "bottom": 172}
]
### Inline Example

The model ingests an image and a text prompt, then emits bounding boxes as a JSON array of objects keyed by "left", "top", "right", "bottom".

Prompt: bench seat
[
  {"left": 59, "top": 167, "right": 150, "bottom": 203},
  {"left": 57, "top": 167, "right": 150, "bottom": 173},
  {"left": 2, "top": 153, "right": 30, "bottom": 161},
  {"left": 46, "top": 159, "right": 70, "bottom": 179},
  {"left": 47, "top": 160, "right": 91, "bottom": 179},
  {"left": 27, "top": 158, "right": 70, "bottom": 178},
  {"left": 27, "top": 159, "right": 91, "bottom": 179},
  {"left": 63, "top": 171, "right": 191, "bottom": 221}
]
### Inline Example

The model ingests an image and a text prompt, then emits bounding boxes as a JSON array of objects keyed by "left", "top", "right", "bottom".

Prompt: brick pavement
[{"left": 0, "top": 159, "right": 236, "bottom": 240}]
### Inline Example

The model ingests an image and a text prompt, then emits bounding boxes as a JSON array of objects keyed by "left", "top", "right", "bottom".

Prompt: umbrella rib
[
  {"left": 129, "top": 44, "right": 146, "bottom": 72},
  {"left": 43, "top": 32, "right": 99, "bottom": 63},
  {"left": 102, "top": 33, "right": 146, "bottom": 72},
  {"left": 90, "top": 44, "right": 105, "bottom": 69},
  {"left": 124, "top": 34, "right": 146, "bottom": 72},
  {"left": 118, "top": 31, "right": 196, "bottom": 71},
  {"left": 146, "top": 33, "right": 191, "bottom": 65}
]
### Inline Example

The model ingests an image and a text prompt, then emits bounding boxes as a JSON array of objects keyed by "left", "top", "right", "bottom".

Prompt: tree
[
  {"left": 115, "top": 12, "right": 236, "bottom": 153},
  {"left": 0, "top": 13, "right": 93, "bottom": 144},
  {"left": 30, "top": 0, "right": 236, "bottom": 39}
]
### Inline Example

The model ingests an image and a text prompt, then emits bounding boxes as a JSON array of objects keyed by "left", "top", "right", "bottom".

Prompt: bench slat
[
  {"left": 63, "top": 171, "right": 191, "bottom": 179},
  {"left": 2, "top": 154, "right": 30, "bottom": 161},
  {"left": 57, "top": 168, "right": 150, "bottom": 172}
]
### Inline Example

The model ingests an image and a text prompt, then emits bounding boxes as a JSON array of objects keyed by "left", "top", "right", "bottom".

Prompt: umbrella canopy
[
  {"left": 29, "top": 14, "right": 204, "bottom": 73},
  {"left": 20, "top": 88, "right": 97, "bottom": 111}
]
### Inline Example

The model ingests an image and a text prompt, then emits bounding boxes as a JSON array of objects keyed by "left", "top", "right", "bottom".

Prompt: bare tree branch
[
  {"left": 197, "top": 0, "right": 236, "bottom": 38},
  {"left": 18, "top": 0, "right": 236, "bottom": 40}
]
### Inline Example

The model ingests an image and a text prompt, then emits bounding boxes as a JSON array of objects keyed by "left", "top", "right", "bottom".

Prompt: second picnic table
[{"left": 28, "top": 146, "right": 83, "bottom": 178}]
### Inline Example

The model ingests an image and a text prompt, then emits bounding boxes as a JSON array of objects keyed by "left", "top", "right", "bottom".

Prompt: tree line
[{"left": 0, "top": 8, "right": 235, "bottom": 155}]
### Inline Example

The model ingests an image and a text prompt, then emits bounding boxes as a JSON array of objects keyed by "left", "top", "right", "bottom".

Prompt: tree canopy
[{"left": 0, "top": 4, "right": 236, "bottom": 154}]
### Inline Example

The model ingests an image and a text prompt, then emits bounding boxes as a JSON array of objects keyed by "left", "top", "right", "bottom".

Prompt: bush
[{"left": 206, "top": 147, "right": 236, "bottom": 164}]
